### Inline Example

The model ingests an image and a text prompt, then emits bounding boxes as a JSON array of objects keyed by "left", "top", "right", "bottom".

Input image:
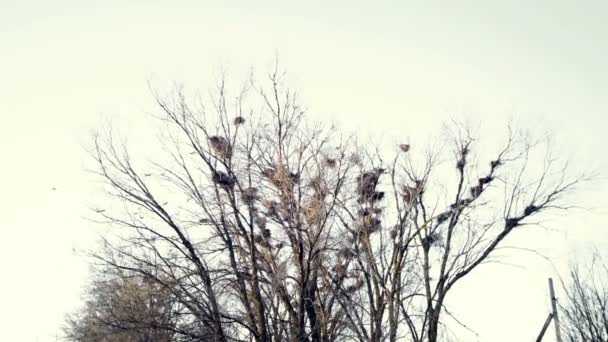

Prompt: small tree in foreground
[
  {"left": 78, "top": 67, "right": 587, "bottom": 342},
  {"left": 560, "top": 253, "right": 608, "bottom": 342},
  {"left": 65, "top": 269, "right": 177, "bottom": 342}
]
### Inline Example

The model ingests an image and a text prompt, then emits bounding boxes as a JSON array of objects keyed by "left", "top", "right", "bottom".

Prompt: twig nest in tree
[
  {"left": 490, "top": 159, "right": 501, "bottom": 169},
  {"left": 456, "top": 158, "right": 465, "bottom": 170},
  {"left": 345, "top": 277, "right": 365, "bottom": 293},
  {"left": 360, "top": 216, "right": 382, "bottom": 234},
  {"left": 265, "top": 164, "right": 299, "bottom": 190},
  {"left": 324, "top": 157, "right": 337, "bottom": 168},
  {"left": 478, "top": 176, "right": 493, "bottom": 186},
  {"left": 241, "top": 187, "right": 258, "bottom": 205},
  {"left": 262, "top": 167, "right": 276, "bottom": 179},
  {"left": 399, "top": 144, "right": 410, "bottom": 152},
  {"left": 505, "top": 217, "right": 520, "bottom": 229},
  {"left": 304, "top": 198, "right": 324, "bottom": 225},
  {"left": 344, "top": 284, "right": 359, "bottom": 293},
  {"left": 233, "top": 116, "right": 245, "bottom": 125},
  {"left": 421, "top": 232, "right": 441, "bottom": 250},
  {"left": 208, "top": 136, "right": 232, "bottom": 159},
  {"left": 255, "top": 216, "right": 267, "bottom": 229},
  {"left": 402, "top": 182, "right": 423, "bottom": 204},
  {"left": 212, "top": 171, "right": 236, "bottom": 189},
  {"left": 524, "top": 204, "right": 538, "bottom": 215},
  {"left": 333, "top": 264, "right": 347, "bottom": 275},
  {"left": 357, "top": 168, "right": 384, "bottom": 200}
]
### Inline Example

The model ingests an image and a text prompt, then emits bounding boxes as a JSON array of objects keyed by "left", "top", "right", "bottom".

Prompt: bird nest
[
  {"left": 255, "top": 215, "right": 267, "bottom": 229},
  {"left": 241, "top": 187, "right": 259, "bottom": 205},
  {"left": 324, "top": 157, "right": 337, "bottom": 168},
  {"left": 262, "top": 165, "right": 299, "bottom": 190},
  {"left": 304, "top": 198, "right": 325, "bottom": 225},
  {"left": 401, "top": 182, "right": 423, "bottom": 204},
  {"left": 357, "top": 168, "right": 385, "bottom": 202},
  {"left": 233, "top": 116, "right": 246, "bottom": 125},
  {"left": 212, "top": 171, "right": 236, "bottom": 189},
  {"left": 208, "top": 136, "right": 232, "bottom": 159}
]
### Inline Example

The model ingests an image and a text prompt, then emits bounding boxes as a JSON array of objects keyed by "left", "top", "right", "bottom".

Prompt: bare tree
[
  {"left": 397, "top": 125, "right": 587, "bottom": 342},
  {"left": 560, "top": 253, "right": 608, "bottom": 342},
  {"left": 320, "top": 121, "right": 587, "bottom": 342},
  {"left": 83, "top": 66, "right": 586, "bottom": 342}
]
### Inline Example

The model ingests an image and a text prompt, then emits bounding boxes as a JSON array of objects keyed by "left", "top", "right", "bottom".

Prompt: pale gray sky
[{"left": 1, "top": 1, "right": 607, "bottom": 341}]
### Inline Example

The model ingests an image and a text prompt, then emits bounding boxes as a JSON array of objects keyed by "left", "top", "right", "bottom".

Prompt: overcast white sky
[{"left": 1, "top": 1, "right": 607, "bottom": 341}]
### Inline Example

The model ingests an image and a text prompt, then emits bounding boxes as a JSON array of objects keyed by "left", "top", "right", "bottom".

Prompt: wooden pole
[
  {"left": 536, "top": 313, "right": 553, "bottom": 342},
  {"left": 548, "top": 278, "right": 563, "bottom": 342}
]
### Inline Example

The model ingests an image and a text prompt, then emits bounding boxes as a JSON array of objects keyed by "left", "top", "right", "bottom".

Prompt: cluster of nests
[
  {"left": 333, "top": 169, "right": 388, "bottom": 261},
  {"left": 353, "top": 168, "right": 387, "bottom": 239},
  {"left": 208, "top": 139, "right": 236, "bottom": 188},
  {"left": 211, "top": 161, "right": 301, "bottom": 193},
  {"left": 354, "top": 168, "right": 427, "bottom": 240},
  {"left": 417, "top": 159, "right": 509, "bottom": 248},
  {"left": 430, "top": 159, "right": 503, "bottom": 229},
  {"left": 428, "top": 174, "right": 495, "bottom": 226},
  {"left": 212, "top": 163, "right": 305, "bottom": 250},
  {"left": 460, "top": 159, "right": 502, "bottom": 204},
  {"left": 505, "top": 204, "right": 539, "bottom": 230},
  {"left": 251, "top": 161, "right": 334, "bottom": 226},
  {"left": 356, "top": 168, "right": 385, "bottom": 204}
]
